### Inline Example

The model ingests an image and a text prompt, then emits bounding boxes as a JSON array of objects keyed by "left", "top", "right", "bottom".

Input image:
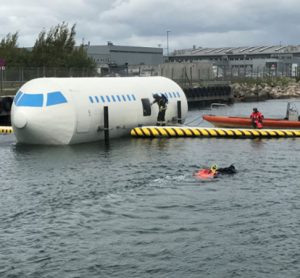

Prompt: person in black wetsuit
[
  {"left": 217, "top": 164, "right": 236, "bottom": 175},
  {"left": 151, "top": 94, "right": 168, "bottom": 126},
  {"left": 194, "top": 164, "right": 236, "bottom": 179}
]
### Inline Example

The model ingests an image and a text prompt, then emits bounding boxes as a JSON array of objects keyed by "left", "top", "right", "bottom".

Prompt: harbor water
[{"left": 0, "top": 99, "right": 299, "bottom": 278}]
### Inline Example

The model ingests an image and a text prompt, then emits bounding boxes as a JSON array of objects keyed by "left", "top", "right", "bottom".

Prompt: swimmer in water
[{"left": 194, "top": 164, "right": 236, "bottom": 179}]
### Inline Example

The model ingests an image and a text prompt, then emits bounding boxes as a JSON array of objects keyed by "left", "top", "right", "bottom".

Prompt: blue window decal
[
  {"left": 95, "top": 96, "right": 99, "bottom": 103},
  {"left": 131, "top": 94, "right": 136, "bottom": 101},
  {"left": 47, "top": 91, "right": 67, "bottom": 106},
  {"left": 117, "top": 95, "right": 121, "bottom": 102},
  {"left": 100, "top": 96, "right": 105, "bottom": 103},
  {"left": 122, "top": 95, "right": 126, "bottom": 101},
  {"left": 89, "top": 96, "right": 94, "bottom": 103},
  {"left": 16, "top": 93, "right": 44, "bottom": 107},
  {"left": 111, "top": 95, "right": 116, "bottom": 102},
  {"left": 14, "top": 91, "right": 23, "bottom": 104},
  {"left": 176, "top": 92, "right": 180, "bottom": 97},
  {"left": 106, "top": 96, "right": 111, "bottom": 102},
  {"left": 172, "top": 92, "right": 177, "bottom": 97},
  {"left": 127, "top": 94, "right": 131, "bottom": 101},
  {"left": 168, "top": 92, "right": 172, "bottom": 98}
]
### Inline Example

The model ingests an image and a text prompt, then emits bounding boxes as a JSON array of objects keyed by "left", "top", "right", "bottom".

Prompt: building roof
[
  {"left": 172, "top": 45, "right": 300, "bottom": 57},
  {"left": 85, "top": 44, "right": 163, "bottom": 55}
]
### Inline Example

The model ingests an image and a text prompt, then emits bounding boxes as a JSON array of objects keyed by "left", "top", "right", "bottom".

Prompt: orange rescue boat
[
  {"left": 202, "top": 115, "right": 300, "bottom": 129},
  {"left": 203, "top": 102, "right": 300, "bottom": 129}
]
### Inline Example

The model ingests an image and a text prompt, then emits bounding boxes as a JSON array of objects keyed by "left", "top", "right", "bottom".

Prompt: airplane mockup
[{"left": 11, "top": 76, "right": 188, "bottom": 145}]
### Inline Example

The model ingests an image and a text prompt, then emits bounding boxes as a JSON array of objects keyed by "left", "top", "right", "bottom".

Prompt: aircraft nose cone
[{"left": 13, "top": 111, "right": 27, "bottom": 129}]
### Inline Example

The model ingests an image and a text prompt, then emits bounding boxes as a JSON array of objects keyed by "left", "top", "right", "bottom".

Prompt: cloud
[{"left": 1, "top": 0, "right": 300, "bottom": 51}]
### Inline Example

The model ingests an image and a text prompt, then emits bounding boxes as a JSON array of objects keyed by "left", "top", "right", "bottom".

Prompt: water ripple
[{"left": 1, "top": 100, "right": 300, "bottom": 277}]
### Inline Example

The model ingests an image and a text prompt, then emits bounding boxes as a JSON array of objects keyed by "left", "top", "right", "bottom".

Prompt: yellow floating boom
[
  {"left": 0, "top": 126, "right": 13, "bottom": 134},
  {"left": 131, "top": 126, "right": 300, "bottom": 138}
]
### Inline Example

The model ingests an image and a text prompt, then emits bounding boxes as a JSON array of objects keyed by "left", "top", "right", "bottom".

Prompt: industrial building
[
  {"left": 84, "top": 42, "right": 163, "bottom": 75},
  {"left": 169, "top": 45, "right": 300, "bottom": 78}
]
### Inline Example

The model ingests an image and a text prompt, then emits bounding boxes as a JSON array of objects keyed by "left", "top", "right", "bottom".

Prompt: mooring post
[
  {"left": 104, "top": 106, "right": 109, "bottom": 143},
  {"left": 177, "top": 100, "right": 182, "bottom": 124}
]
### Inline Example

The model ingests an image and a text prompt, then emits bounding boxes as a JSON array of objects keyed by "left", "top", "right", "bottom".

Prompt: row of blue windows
[
  {"left": 164, "top": 92, "right": 181, "bottom": 98},
  {"left": 89, "top": 94, "right": 136, "bottom": 104},
  {"left": 14, "top": 91, "right": 67, "bottom": 107},
  {"left": 89, "top": 92, "right": 181, "bottom": 104}
]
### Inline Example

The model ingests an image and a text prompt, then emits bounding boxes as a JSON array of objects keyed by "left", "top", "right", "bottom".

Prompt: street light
[{"left": 166, "top": 30, "right": 171, "bottom": 57}]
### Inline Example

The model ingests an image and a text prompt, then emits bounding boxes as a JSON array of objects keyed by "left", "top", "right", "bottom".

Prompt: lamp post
[
  {"left": 0, "top": 58, "right": 6, "bottom": 94},
  {"left": 166, "top": 30, "right": 171, "bottom": 57}
]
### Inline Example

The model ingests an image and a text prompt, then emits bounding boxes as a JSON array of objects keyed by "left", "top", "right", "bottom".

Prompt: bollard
[
  {"left": 177, "top": 100, "right": 182, "bottom": 124},
  {"left": 104, "top": 106, "right": 109, "bottom": 144}
]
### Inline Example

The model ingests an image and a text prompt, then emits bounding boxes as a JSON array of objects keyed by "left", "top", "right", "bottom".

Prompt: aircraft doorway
[{"left": 141, "top": 98, "right": 151, "bottom": 116}]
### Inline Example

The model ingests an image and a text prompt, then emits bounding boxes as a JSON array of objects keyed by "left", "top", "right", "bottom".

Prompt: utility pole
[
  {"left": 166, "top": 30, "right": 171, "bottom": 57},
  {"left": 0, "top": 67, "right": 2, "bottom": 94},
  {"left": 0, "top": 58, "right": 5, "bottom": 94}
]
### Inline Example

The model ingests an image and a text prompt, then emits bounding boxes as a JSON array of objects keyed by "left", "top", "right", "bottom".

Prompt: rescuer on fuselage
[{"left": 151, "top": 94, "right": 168, "bottom": 126}]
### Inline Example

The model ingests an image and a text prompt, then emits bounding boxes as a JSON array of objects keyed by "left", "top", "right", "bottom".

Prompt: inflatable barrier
[
  {"left": 130, "top": 126, "right": 300, "bottom": 138},
  {"left": 0, "top": 126, "right": 13, "bottom": 134}
]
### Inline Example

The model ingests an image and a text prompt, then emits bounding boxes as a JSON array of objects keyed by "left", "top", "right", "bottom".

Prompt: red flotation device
[
  {"left": 254, "top": 120, "right": 263, "bottom": 129},
  {"left": 195, "top": 169, "right": 217, "bottom": 179}
]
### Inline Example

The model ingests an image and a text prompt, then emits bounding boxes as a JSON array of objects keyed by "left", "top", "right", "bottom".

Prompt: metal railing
[
  {"left": 0, "top": 66, "right": 97, "bottom": 95},
  {"left": 1, "top": 64, "right": 299, "bottom": 96}
]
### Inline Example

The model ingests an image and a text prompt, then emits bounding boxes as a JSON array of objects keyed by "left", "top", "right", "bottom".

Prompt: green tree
[
  {"left": 0, "top": 32, "right": 30, "bottom": 66},
  {"left": 0, "top": 32, "right": 18, "bottom": 49},
  {"left": 31, "top": 22, "right": 95, "bottom": 69}
]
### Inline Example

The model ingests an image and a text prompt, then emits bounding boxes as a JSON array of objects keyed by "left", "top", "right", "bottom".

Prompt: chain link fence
[
  {"left": 1, "top": 63, "right": 299, "bottom": 96},
  {"left": 0, "top": 67, "right": 97, "bottom": 96}
]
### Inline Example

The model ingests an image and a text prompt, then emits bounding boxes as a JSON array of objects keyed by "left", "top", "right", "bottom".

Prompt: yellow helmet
[{"left": 211, "top": 164, "right": 218, "bottom": 171}]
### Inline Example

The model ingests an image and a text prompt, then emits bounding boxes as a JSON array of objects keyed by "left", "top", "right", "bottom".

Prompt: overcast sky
[{"left": 1, "top": 0, "right": 300, "bottom": 53}]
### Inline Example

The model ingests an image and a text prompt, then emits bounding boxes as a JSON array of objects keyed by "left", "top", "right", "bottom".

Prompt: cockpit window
[
  {"left": 46, "top": 91, "right": 67, "bottom": 106},
  {"left": 16, "top": 93, "right": 44, "bottom": 107},
  {"left": 14, "top": 91, "right": 23, "bottom": 104},
  {"left": 14, "top": 91, "right": 67, "bottom": 107}
]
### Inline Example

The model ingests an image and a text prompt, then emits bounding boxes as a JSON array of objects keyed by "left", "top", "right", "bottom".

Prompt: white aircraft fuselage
[{"left": 11, "top": 76, "right": 188, "bottom": 145}]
